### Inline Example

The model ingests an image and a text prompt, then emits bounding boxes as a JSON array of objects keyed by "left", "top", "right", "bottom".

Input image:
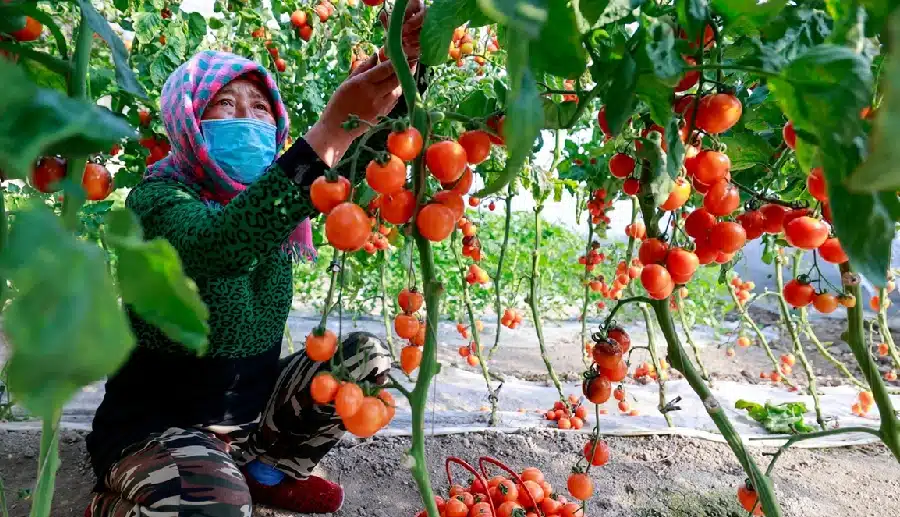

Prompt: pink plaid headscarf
[{"left": 146, "top": 50, "right": 315, "bottom": 260}]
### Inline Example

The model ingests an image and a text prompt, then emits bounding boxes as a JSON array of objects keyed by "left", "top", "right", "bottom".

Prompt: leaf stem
[
  {"left": 61, "top": 13, "right": 93, "bottom": 232},
  {"left": 674, "top": 295, "right": 711, "bottom": 385},
  {"left": 488, "top": 184, "right": 515, "bottom": 360},
  {"left": 762, "top": 426, "right": 882, "bottom": 477},
  {"left": 640, "top": 304, "right": 673, "bottom": 427}
]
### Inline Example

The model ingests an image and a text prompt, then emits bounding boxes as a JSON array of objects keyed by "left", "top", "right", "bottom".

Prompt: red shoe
[{"left": 244, "top": 471, "right": 344, "bottom": 514}]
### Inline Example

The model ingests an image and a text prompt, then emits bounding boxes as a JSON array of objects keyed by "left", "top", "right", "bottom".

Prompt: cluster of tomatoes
[
  {"left": 460, "top": 216, "right": 484, "bottom": 261},
  {"left": 632, "top": 360, "right": 667, "bottom": 384},
  {"left": 467, "top": 263, "right": 490, "bottom": 285},
  {"left": 576, "top": 245, "right": 605, "bottom": 273},
  {"left": 3, "top": 16, "right": 43, "bottom": 43},
  {"left": 456, "top": 321, "right": 484, "bottom": 368},
  {"left": 309, "top": 371, "right": 396, "bottom": 438},
  {"left": 500, "top": 308, "right": 523, "bottom": 329},
  {"left": 851, "top": 390, "right": 876, "bottom": 417},
  {"left": 416, "top": 463, "right": 595, "bottom": 517},
  {"left": 585, "top": 188, "right": 612, "bottom": 226},
  {"left": 30, "top": 157, "right": 113, "bottom": 202},
  {"left": 582, "top": 327, "right": 631, "bottom": 405},
  {"left": 361, "top": 224, "right": 393, "bottom": 254},
  {"left": 395, "top": 287, "right": 427, "bottom": 374},
  {"left": 447, "top": 25, "right": 500, "bottom": 71},
  {"left": 543, "top": 395, "right": 589, "bottom": 430},
  {"left": 729, "top": 275, "right": 756, "bottom": 305}
]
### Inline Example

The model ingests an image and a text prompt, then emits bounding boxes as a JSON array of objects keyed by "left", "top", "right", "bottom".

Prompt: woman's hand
[{"left": 380, "top": 0, "right": 425, "bottom": 59}]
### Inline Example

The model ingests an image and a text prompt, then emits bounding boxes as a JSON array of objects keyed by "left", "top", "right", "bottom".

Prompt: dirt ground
[{"left": 1, "top": 428, "right": 898, "bottom": 517}]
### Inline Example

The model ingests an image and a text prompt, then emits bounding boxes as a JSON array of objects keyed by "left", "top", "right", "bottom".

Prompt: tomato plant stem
[
  {"left": 876, "top": 288, "right": 900, "bottom": 371},
  {"left": 579, "top": 218, "right": 594, "bottom": 362},
  {"left": 727, "top": 286, "right": 797, "bottom": 388},
  {"left": 674, "top": 295, "right": 711, "bottom": 385},
  {"left": 839, "top": 262, "right": 900, "bottom": 462},
  {"left": 318, "top": 251, "right": 340, "bottom": 330},
  {"left": 799, "top": 309, "right": 868, "bottom": 390},
  {"left": 762, "top": 426, "right": 882, "bottom": 477},
  {"left": 488, "top": 184, "right": 515, "bottom": 360},
  {"left": 379, "top": 250, "right": 396, "bottom": 361},
  {"left": 61, "top": 13, "right": 92, "bottom": 232},
  {"left": 284, "top": 324, "right": 294, "bottom": 355},
  {"left": 30, "top": 412, "right": 60, "bottom": 517},
  {"left": 774, "top": 256, "right": 825, "bottom": 430},
  {"left": 640, "top": 305, "right": 673, "bottom": 427},
  {"left": 0, "top": 190, "right": 6, "bottom": 305}
]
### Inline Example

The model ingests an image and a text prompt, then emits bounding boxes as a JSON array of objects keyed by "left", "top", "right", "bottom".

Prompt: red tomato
[
  {"left": 639, "top": 238, "right": 669, "bottom": 265},
  {"left": 31, "top": 156, "right": 67, "bottom": 193},
  {"left": 426, "top": 141, "right": 467, "bottom": 183},
  {"left": 487, "top": 115, "right": 505, "bottom": 145},
  {"left": 685, "top": 208, "right": 716, "bottom": 239},
  {"left": 433, "top": 190, "right": 465, "bottom": 221},
  {"left": 607, "top": 326, "right": 631, "bottom": 353},
  {"left": 783, "top": 279, "right": 815, "bottom": 308},
  {"left": 695, "top": 93, "right": 742, "bottom": 134},
  {"left": 660, "top": 178, "right": 691, "bottom": 211},
  {"left": 759, "top": 204, "right": 789, "bottom": 233},
  {"left": 737, "top": 210, "right": 766, "bottom": 240},
  {"left": 11, "top": 17, "right": 43, "bottom": 42},
  {"left": 583, "top": 439, "right": 610, "bottom": 466},
  {"left": 709, "top": 221, "right": 747, "bottom": 254},
  {"left": 582, "top": 374, "right": 611, "bottom": 404},
  {"left": 601, "top": 359, "right": 628, "bottom": 382},
  {"left": 813, "top": 293, "right": 839, "bottom": 314},
  {"left": 366, "top": 155, "right": 407, "bottom": 195},
  {"left": 597, "top": 106, "right": 610, "bottom": 136},
  {"left": 665, "top": 248, "right": 699, "bottom": 278},
  {"left": 82, "top": 163, "right": 113, "bottom": 201},
  {"left": 703, "top": 180, "right": 740, "bottom": 216},
  {"left": 381, "top": 189, "right": 416, "bottom": 224},
  {"left": 458, "top": 130, "right": 492, "bottom": 165},
  {"left": 641, "top": 264, "right": 674, "bottom": 299},
  {"left": 807, "top": 167, "right": 828, "bottom": 201},
  {"left": 386, "top": 127, "right": 424, "bottom": 161},
  {"left": 416, "top": 204, "right": 456, "bottom": 242},
  {"left": 785, "top": 216, "right": 828, "bottom": 250},
  {"left": 818, "top": 237, "right": 848, "bottom": 264},
  {"left": 609, "top": 153, "right": 635, "bottom": 178},
  {"left": 622, "top": 178, "right": 640, "bottom": 195},
  {"left": 326, "top": 203, "right": 370, "bottom": 251},
  {"left": 737, "top": 485, "right": 764, "bottom": 516},
  {"left": 783, "top": 121, "right": 796, "bottom": 150},
  {"left": 694, "top": 242, "right": 718, "bottom": 265},
  {"left": 693, "top": 150, "right": 731, "bottom": 185},
  {"left": 675, "top": 56, "right": 699, "bottom": 92}
]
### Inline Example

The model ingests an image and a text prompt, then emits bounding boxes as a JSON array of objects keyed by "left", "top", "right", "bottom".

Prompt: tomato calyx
[
  {"left": 341, "top": 114, "right": 362, "bottom": 131},
  {"left": 794, "top": 274, "right": 812, "bottom": 286},
  {"left": 391, "top": 119, "right": 410, "bottom": 133}
]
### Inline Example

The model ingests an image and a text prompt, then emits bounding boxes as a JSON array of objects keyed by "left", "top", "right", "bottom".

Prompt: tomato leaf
[
  {"left": 718, "top": 132, "right": 776, "bottom": 171},
  {"left": 476, "top": 29, "right": 544, "bottom": 197},
  {"left": 0, "top": 205, "right": 135, "bottom": 419},
  {"left": 586, "top": 0, "right": 646, "bottom": 27},
  {"left": 77, "top": 0, "right": 146, "bottom": 98},
  {"left": 529, "top": 0, "right": 589, "bottom": 78},
  {"left": 760, "top": 6, "right": 831, "bottom": 60},
  {"left": 604, "top": 52, "right": 638, "bottom": 136},
  {"left": 105, "top": 209, "right": 210, "bottom": 353},
  {"left": 457, "top": 90, "right": 498, "bottom": 118},
  {"left": 676, "top": 0, "right": 710, "bottom": 41},
  {"left": 635, "top": 74, "right": 671, "bottom": 127},
  {"left": 476, "top": 0, "right": 548, "bottom": 39},
  {"left": 420, "top": 0, "right": 488, "bottom": 66},
  {"left": 735, "top": 399, "right": 815, "bottom": 434},
  {"left": 637, "top": 132, "right": 672, "bottom": 206},
  {"left": 542, "top": 99, "right": 580, "bottom": 129},
  {"left": 642, "top": 20, "right": 683, "bottom": 83},
  {"left": 0, "top": 60, "right": 136, "bottom": 182},
  {"left": 711, "top": 0, "right": 787, "bottom": 36},
  {"left": 664, "top": 116, "right": 685, "bottom": 179}
]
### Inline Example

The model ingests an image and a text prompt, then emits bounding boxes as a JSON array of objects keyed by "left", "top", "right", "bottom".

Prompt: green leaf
[
  {"left": 635, "top": 74, "right": 671, "bottom": 127},
  {"left": 589, "top": 0, "right": 645, "bottom": 26},
  {"left": 761, "top": 6, "right": 831, "bottom": 60},
  {"left": 457, "top": 90, "right": 498, "bottom": 118},
  {"left": 636, "top": 131, "right": 672, "bottom": 206},
  {"left": 604, "top": 52, "right": 638, "bottom": 136},
  {"left": 664, "top": 116, "right": 684, "bottom": 179},
  {"left": 711, "top": 0, "right": 787, "bottom": 36},
  {"left": 187, "top": 12, "right": 208, "bottom": 46},
  {"left": 529, "top": 0, "right": 588, "bottom": 77},
  {"left": 105, "top": 209, "right": 210, "bottom": 353},
  {"left": 149, "top": 48, "right": 183, "bottom": 87},
  {"left": 719, "top": 132, "right": 775, "bottom": 171},
  {"left": 580, "top": 0, "right": 610, "bottom": 25},
  {"left": 476, "top": 29, "right": 544, "bottom": 197},
  {"left": 643, "top": 20, "right": 683, "bottom": 82},
  {"left": 420, "top": 0, "right": 486, "bottom": 66},
  {"left": 134, "top": 11, "right": 165, "bottom": 45},
  {"left": 542, "top": 99, "right": 579, "bottom": 129},
  {"left": 676, "top": 0, "right": 710, "bottom": 41},
  {"left": 0, "top": 60, "right": 136, "bottom": 181},
  {"left": 0, "top": 205, "right": 135, "bottom": 419},
  {"left": 736, "top": 399, "right": 814, "bottom": 434},
  {"left": 77, "top": 0, "right": 146, "bottom": 98},
  {"left": 476, "top": 0, "right": 548, "bottom": 39}
]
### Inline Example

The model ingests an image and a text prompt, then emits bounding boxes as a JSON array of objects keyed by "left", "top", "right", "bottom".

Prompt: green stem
[
  {"left": 0, "top": 189, "right": 6, "bottom": 305},
  {"left": 62, "top": 14, "right": 92, "bottom": 232},
  {"left": 386, "top": 0, "right": 417, "bottom": 115},
  {"left": 318, "top": 250, "right": 340, "bottom": 330},
  {"left": 840, "top": 262, "right": 900, "bottom": 462},
  {"left": 684, "top": 64, "right": 781, "bottom": 79},
  {"left": 876, "top": 288, "right": 900, "bottom": 371},
  {"left": 774, "top": 257, "right": 825, "bottom": 430},
  {"left": 379, "top": 250, "right": 396, "bottom": 361},
  {"left": 763, "top": 426, "right": 882, "bottom": 477},
  {"left": 452, "top": 233, "right": 499, "bottom": 425},
  {"left": 799, "top": 309, "right": 868, "bottom": 390},
  {"left": 641, "top": 305, "right": 673, "bottom": 427},
  {"left": 603, "top": 296, "right": 652, "bottom": 329},
  {"left": 488, "top": 184, "right": 515, "bottom": 360},
  {"left": 284, "top": 323, "right": 294, "bottom": 355},
  {"left": 674, "top": 295, "right": 711, "bottom": 385},
  {"left": 30, "top": 413, "right": 60, "bottom": 517},
  {"left": 579, "top": 218, "right": 595, "bottom": 367},
  {"left": 528, "top": 201, "right": 565, "bottom": 400},
  {"left": 727, "top": 286, "right": 796, "bottom": 388}
]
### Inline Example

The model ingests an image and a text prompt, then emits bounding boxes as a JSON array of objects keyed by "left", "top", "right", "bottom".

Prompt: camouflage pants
[{"left": 88, "top": 332, "right": 391, "bottom": 517}]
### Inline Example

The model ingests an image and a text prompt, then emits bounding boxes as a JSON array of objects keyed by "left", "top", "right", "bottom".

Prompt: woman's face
[{"left": 202, "top": 78, "right": 276, "bottom": 125}]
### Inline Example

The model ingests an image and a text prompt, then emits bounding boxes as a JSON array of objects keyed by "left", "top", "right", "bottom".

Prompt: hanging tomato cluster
[
  {"left": 30, "top": 157, "right": 113, "bottom": 202},
  {"left": 543, "top": 395, "right": 589, "bottom": 430},
  {"left": 577, "top": 244, "right": 605, "bottom": 272},
  {"left": 467, "top": 263, "right": 490, "bottom": 285},
  {"left": 460, "top": 217, "right": 483, "bottom": 261},
  {"left": 447, "top": 24, "right": 499, "bottom": 71},
  {"left": 582, "top": 327, "right": 631, "bottom": 410},
  {"left": 457, "top": 341, "right": 481, "bottom": 368},
  {"left": 729, "top": 275, "right": 756, "bottom": 305},
  {"left": 309, "top": 372, "right": 395, "bottom": 438},
  {"left": 585, "top": 188, "right": 612, "bottom": 226},
  {"left": 396, "top": 287, "right": 426, "bottom": 375},
  {"left": 500, "top": 308, "right": 523, "bottom": 329}
]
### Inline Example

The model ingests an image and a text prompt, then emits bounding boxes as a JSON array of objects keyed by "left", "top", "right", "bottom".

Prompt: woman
[{"left": 85, "top": 6, "right": 424, "bottom": 516}]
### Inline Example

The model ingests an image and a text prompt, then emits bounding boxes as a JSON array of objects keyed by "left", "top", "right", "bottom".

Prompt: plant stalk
[
  {"left": 379, "top": 250, "right": 396, "bottom": 361},
  {"left": 579, "top": 216, "right": 594, "bottom": 366},
  {"left": 727, "top": 286, "right": 796, "bottom": 388},
  {"left": 62, "top": 13, "right": 92, "bottom": 232},
  {"left": 799, "top": 309, "right": 868, "bottom": 390},
  {"left": 488, "top": 184, "right": 515, "bottom": 360},
  {"left": 674, "top": 295, "right": 711, "bottom": 385},
  {"left": 876, "top": 288, "right": 900, "bottom": 371},
  {"left": 640, "top": 304, "right": 673, "bottom": 427}
]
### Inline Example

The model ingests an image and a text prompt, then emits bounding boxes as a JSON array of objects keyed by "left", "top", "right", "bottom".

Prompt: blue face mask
[{"left": 201, "top": 118, "right": 277, "bottom": 184}]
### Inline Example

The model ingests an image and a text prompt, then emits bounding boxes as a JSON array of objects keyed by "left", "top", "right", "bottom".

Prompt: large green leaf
[
  {"left": 105, "top": 210, "right": 210, "bottom": 353},
  {"left": 643, "top": 20, "right": 683, "bottom": 83},
  {"left": 664, "top": 116, "right": 685, "bottom": 179},
  {"left": 636, "top": 131, "right": 672, "bottom": 206},
  {"left": 586, "top": 0, "right": 646, "bottom": 26},
  {"left": 0, "top": 60, "right": 136, "bottom": 181},
  {"left": 719, "top": 132, "right": 776, "bottom": 171},
  {"left": 604, "top": 52, "right": 638, "bottom": 136},
  {"left": 476, "top": 29, "right": 544, "bottom": 197},
  {"left": 542, "top": 99, "right": 580, "bottom": 129},
  {"left": 476, "top": 0, "right": 548, "bottom": 39},
  {"left": 420, "top": 0, "right": 486, "bottom": 66},
  {"left": 133, "top": 11, "right": 164, "bottom": 45},
  {"left": 635, "top": 74, "right": 672, "bottom": 127},
  {"left": 529, "top": 0, "right": 589, "bottom": 77},
  {"left": 711, "top": 0, "right": 787, "bottom": 36},
  {"left": 736, "top": 399, "right": 815, "bottom": 434},
  {"left": 457, "top": 90, "right": 499, "bottom": 118},
  {"left": 0, "top": 205, "right": 135, "bottom": 419},
  {"left": 78, "top": 0, "right": 146, "bottom": 98}
]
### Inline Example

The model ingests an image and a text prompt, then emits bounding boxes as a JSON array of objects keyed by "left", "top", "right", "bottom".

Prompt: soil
[{"left": 1, "top": 428, "right": 898, "bottom": 517}]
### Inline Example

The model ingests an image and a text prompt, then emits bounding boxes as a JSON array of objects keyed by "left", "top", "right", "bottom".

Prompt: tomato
[
  {"left": 608, "top": 153, "right": 635, "bottom": 178},
  {"left": 521, "top": 467, "right": 544, "bottom": 484},
  {"left": 622, "top": 177, "right": 640, "bottom": 196},
  {"left": 607, "top": 327, "right": 631, "bottom": 353},
  {"left": 703, "top": 180, "right": 740, "bottom": 216},
  {"left": 400, "top": 345, "right": 422, "bottom": 374},
  {"left": 678, "top": 24, "right": 715, "bottom": 50},
  {"left": 693, "top": 150, "right": 731, "bottom": 185},
  {"left": 291, "top": 10, "right": 308, "bottom": 27},
  {"left": 785, "top": 216, "right": 828, "bottom": 250},
  {"left": 31, "top": 156, "right": 66, "bottom": 193},
  {"left": 694, "top": 242, "right": 718, "bottom": 265},
  {"left": 458, "top": 130, "right": 492, "bottom": 165},
  {"left": 314, "top": 3, "right": 331, "bottom": 22},
  {"left": 783, "top": 121, "right": 796, "bottom": 150},
  {"left": 376, "top": 390, "right": 396, "bottom": 425},
  {"left": 783, "top": 279, "right": 815, "bottom": 308},
  {"left": 660, "top": 178, "right": 691, "bottom": 211},
  {"left": 310, "top": 176, "right": 351, "bottom": 214},
  {"left": 592, "top": 339, "right": 623, "bottom": 369},
  {"left": 737, "top": 485, "right": 764, "bottom": 516},
  {"left": 665, "top": 248, "right": 699, "bottom": 278},
  {"left": 560, "top": 502, "right": 584, "bottom": 517},
  {"left": 625, "top": 221, "right": 646, "bottom": 239},
  {"left": 444, "top": 498, "right": 468, "bottom": 517},
  {"left": 601, "top": 359, "right": 628, "bottom": 382},
  {"left": 675, "top": 56, "right": 699, "bottom": 92},
  {"left": 709, "top": 221, "right": 747, "bottom": 254},
  {"left": 12, "top": 17, "right": 43, "bottom": 42},
  {"left": 398, "top": 288, "right": 424, "bottom": 313},
  {"left": 807, "top": 167, "right": 828, "bottom": 202},
  {"left": 639, "top": 238, "right": 669, "bottom": 265},
  {"left": 737, "top": 210, "right": 766, "bottom": 240},
  {"left": 433, "top": 190, "right": 465, "bottom": 221},
  {"left": 363, "top": 0, "right": 385, "bottom": 5},
  {"left": 305, "top": 328, "right": 338, "bottom": 361},
  {"left": 273, "top": 58, "right": 287, "bottom": 72},
  {"left": 326, "top": 203, "right": 370, "bottom": 251},
  {"left": 519, "top": 480, "right": 545, "bottom": 508},
  {"left": 334, "top": 382, "right": 364, "bottom": 419},
  {"left": 386, "top": 127, "right": 424, "bottom": 161},
  {"left": 641, "top": 264, "right": 674, "bottom": 299},
  {"left": 566, "top": 473, "right": 593, "bottom": 501},
  {"left": 685, "top": 208, "right": 716, "bottom": 239},
  {"left": 425, "top": 141, "right": 467, "bottom": 183},
  {"left": 469, "top": 502, "right": 492, "bottom": 516},
  {"left": 541, "top": 497, "right": 562, "bottom": 515},
  {"left": 381, "top": 189, "right": 416, "bottom": 224},
  {"left": 366, "top": 154, "right": 407, "bottom": 194},
  {"left": 813, "top": 292, "right": 839, "bottom": 314},
  {"left": 583, "top": 439, "right": 610, "bottom": 466},
  {"left": 492, "top": 480, "right": 519, "bottom": 504},
  {"left": 486, "top": 115, "right": 505, "bottom": 145},
  {"left": 343, "top": 396, "right": 386, "bottom": 438},
  {"left": 496, "top": 501, "right": 524, "bottom": 517},
  {"left": 715, "top": 250, "right": 735, "bottom": 264},
  {"left": 818, "top": 237, "right": 848, "bottom": 264},
  {"left": 310, "top": 373, "right": 340, "bottom": 404},
  {"left": 597, "top": 106, "right": 610, "bottom": 136},
  {"left": 394, "top": 314, "right": 420, "bottom": 339},
  {"left": 695, "top": 93, "right": 742, "bottom": 134},
  {"left": 582, "top": 374, "right": 611, "bottom": 404},
  {"left": 416, "top": 203, "right": 455, "bottom": 241},
  {"left": 759, "top": 204, "right": 788, "bottom": 233}
]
